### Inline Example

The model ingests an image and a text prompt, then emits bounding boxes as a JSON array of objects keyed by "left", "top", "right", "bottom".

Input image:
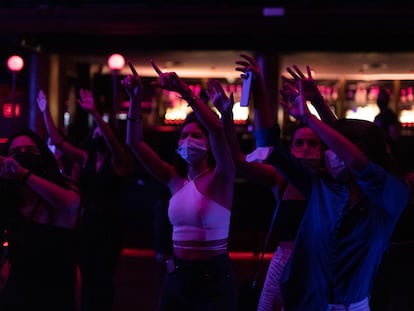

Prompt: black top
[
  {"left": 1, "top": 215, "right": 77, "bottom": 311},
  {"left": 79, "top": 153, "right": 124, "bottom": 218},
  {"left": 275, "top": 200, "right": 307, "bottom": 242}
]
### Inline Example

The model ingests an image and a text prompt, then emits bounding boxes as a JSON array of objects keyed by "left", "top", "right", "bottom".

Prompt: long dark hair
[
  {"left": 2, "top": 128, "right": 66, "bottom": 186},
  {"left": 173, "top": 112, "right": 216, "bottom": 178},
  {"left": 332, "top": 118, "right": 392, "bottom": 172}
]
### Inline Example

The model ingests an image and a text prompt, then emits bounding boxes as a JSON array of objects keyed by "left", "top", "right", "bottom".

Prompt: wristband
[{"left": 21, "top": 170, "right": 32, "bottom": 184}]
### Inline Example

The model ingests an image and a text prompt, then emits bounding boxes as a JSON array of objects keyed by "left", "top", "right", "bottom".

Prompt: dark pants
[
  {"left": 78, "top": 210, "right": 124, "bottom": 311},
  {"left": 370, "top": 242, "right": 414, "bottom": 311},
  {"left": 157, "top": 253, "right": 238, "bottom": 311}
]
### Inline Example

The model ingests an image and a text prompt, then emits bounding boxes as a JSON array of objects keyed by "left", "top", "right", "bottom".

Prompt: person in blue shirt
[{"left": 262, "top": 80, "right": 410, "bottom": 311}]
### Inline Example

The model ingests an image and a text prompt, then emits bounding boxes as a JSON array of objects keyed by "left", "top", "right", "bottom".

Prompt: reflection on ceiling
[{"left": 83, "top": 50, "right": 414, "bottom": 80}]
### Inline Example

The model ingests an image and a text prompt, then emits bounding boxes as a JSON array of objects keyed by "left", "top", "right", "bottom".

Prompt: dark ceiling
[{"left": 2, "top": 1, "right": 414, "bottom": 56}]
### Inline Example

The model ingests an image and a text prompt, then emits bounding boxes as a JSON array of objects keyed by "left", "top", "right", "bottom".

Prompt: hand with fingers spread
[
  {"left": 280, "top": 80, "right": 312, "bottom": 124},
  {"left": 282, "top": 64, "right": 337, "bottom": 125},
  {"left": 284, "top": 65, "right": 322, "bottom": 103},
  {"left": 206, "top": 78, "right": 234, "bottom": 118},
  {"left": 235, "top": 53, "right": 260, "bottom": 80},
  {"left": 77, "top": 89, "right": 96, "bottom": 113}
]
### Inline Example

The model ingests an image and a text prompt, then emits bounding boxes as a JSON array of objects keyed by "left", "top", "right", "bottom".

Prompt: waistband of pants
[{"left": 327, "top": 297, "right": 369, "bottom": 311}]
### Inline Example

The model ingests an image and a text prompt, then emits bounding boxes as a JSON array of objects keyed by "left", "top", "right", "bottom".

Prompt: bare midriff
[{"left": 173, "top": 238, "right": 228, "bottom": 260}]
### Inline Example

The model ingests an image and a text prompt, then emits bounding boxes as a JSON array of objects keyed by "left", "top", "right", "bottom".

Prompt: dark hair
[
  {"left": 2, "top": 128, "right": 66, "bottom": 186},
  {"left": 377, "top": 88, "right": 390, "bottom": 110},
  {"left": 332, "top": 118, "right": 392, "bottom": 171},
  {"left": 173, "top": 112, "right": 215, "bottom": 177}
]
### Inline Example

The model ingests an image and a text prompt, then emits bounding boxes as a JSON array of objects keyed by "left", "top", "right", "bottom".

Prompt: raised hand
[
  {"left": 121, "top": 61, "right": 144, "bottom": 100},
  {"left": 37, "top": 89, "right": 48, "bottom": 113},
  {"left": 284, "top": 65, "right": 322, "bottom": 103},
  {"left": 77, "top": 89, "right": 96, "bottom": 112},
  {"left": 235, "top": 53, "right": 260, "bottom": 79},
  {"left": 280, "top": 80, "right": 311, "bottom": 123},
  {"left": 206, "top": 78, "right": 233, "bottom": 117},
  {"left": 150, "top": 60, "right": 189, "bottom": 95}
]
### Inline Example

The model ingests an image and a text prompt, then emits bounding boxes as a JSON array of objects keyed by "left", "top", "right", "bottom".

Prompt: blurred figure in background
[
  {"left": 0, "top": 128, "right": 80, "bottom": 311},
  {"left": 37, "top": 89, "right": 132, "bottom": 311}
]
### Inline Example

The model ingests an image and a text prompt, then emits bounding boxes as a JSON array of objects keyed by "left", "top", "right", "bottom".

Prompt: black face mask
[
  {"left": 90, "top": 136, "right": 107, "bottom": 153},
  {"left": 13, "top": 152, "right": 46, "bottom": 176}
]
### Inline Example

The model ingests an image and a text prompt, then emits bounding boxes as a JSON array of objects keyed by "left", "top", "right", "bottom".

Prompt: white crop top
[{"left": 168, "top": 179, "right": 231, "bottom": 242}]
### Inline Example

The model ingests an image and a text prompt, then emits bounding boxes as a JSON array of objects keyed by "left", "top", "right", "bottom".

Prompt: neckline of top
[{"left": 187, "top": 167, "right": 211, "bottom": 182}]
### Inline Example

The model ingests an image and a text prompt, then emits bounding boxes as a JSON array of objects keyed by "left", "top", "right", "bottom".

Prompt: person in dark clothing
[
  {"left": 267, "top": 81, "right": 409, "bottom": 311},
  {"left": 0, "top": 128, "right": 80, "bottom": 311},
  {"left": 374, "top": 88, "right": 400, "bottom": 141},
  {"left": 37, "top": 89, "right": 132, "bottom": 311}
]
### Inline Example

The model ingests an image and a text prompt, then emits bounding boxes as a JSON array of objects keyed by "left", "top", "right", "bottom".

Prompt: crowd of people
[{"left": 0, "top": 53, "right": 412, "bottom": 311}]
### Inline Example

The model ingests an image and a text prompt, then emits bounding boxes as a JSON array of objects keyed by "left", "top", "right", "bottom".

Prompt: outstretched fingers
[
  {"left": 128, "top": 60, "right": 139, "bottom": 77},
  {"left": 151, "top": 59, "right": 163, "bottom": 75}
]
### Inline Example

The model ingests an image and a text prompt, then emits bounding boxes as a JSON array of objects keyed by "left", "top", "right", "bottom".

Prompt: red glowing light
[
  {"left": 107, "top": 53, "right": 125, "bottom": 71},
  {"left": 7, "top": 55, "right": 24, "bottom": 72},
  {"left": 3, "top": 104, "right": 13, "bottom": 118}
]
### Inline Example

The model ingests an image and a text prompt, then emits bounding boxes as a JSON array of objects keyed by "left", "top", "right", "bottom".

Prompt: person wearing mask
[
  {"left": 0, "top": 128, "right": 80, "bottom": 311},
  {"left": 208, "top": 55, "right": 334, "bottom": 311},
  {"left": 262, "top": 80, "right": 409, "bottom": 310},
  {"left": 121, "top": 60, "right": 237, "bottom": 310},
  {"left": 37, "top": 89, "right": 131, "bottom": 311}
]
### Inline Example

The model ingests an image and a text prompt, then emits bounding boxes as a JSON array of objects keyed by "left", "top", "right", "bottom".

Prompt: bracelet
[
  {"left": 21, "top": 170, "right": 32, "bottom": 184},
  {"left": 127, "top": 115, "right": 143, "bottom": 122}
]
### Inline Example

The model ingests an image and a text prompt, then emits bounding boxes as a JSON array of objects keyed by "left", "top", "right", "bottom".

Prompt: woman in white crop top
[{"left": 122, "top": 61, "right": 237, "bottom": 310}]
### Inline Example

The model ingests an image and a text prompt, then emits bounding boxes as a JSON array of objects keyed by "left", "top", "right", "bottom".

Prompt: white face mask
[
  {"left": 325, "top": 150, "right": 349, "bottom": 180},
  {"left": 176, "top": 137, "right": 209, "bottom": 165}
]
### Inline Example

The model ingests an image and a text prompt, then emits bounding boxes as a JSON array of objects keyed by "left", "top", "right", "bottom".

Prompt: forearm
[
  {"left": 126, "top": 98, "right": 144, "bottom": 146},
  {"left": 312, "top": 95, "right": 337, "bottom": 126},
  {"left": 305, "top": 114, "right": 368, "bottom": 170},
  {"left": 24, "top": 172, "right": 80, "bottom": 211},
  {"left": 182, "top": 92, "right": 222, "bottom": 135},
  {"left": 221, "top": 112, "right": 243, "bottom": 166},
  {"left": 90, "top": 108, "right": 129, "bottom": 166},
  {"left": 42, "top": 110, "right": 61, "bottom": 143}
]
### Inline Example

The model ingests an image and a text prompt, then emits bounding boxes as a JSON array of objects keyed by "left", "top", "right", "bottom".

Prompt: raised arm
[
  {"left": 36, "top": 89, "right": 88, "bottom": 166},
  {"left": 77, "top": 89, "right": 130, "bottom": 176},
  {"left": 121, "top": 61, "right": 175, "bottom": 185},
  {"left": 236, "top": 53, "right": 274, "bottom": 130},
  {"left": 207, "top": 78, "right": 282, "bottom": 189},
  {"left": 0, "top": 155, "right": 80, "bottom": 225},
  {"left": 150, "top": 60, "right": 235, "bottom": 180},
  {"left": 282, "top": 65, "right": 338, "bottom": 126},
  {"left": 282, "top": 81, "right": 368, "bottom": 171}
]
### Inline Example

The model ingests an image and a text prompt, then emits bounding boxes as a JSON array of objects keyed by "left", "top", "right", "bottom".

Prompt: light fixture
[
  {"left": 107, "top": 53, "right": 125, "bottom": 123},
  {"left": 7, "top": 55, "right": 24, "bottom": 117},
  {"left": 107, "top": 53, "right": 125, "bottom": 71}
]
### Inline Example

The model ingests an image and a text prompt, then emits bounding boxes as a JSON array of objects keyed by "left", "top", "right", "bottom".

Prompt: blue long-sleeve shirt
[{"left": 260, "top": 126, "right": 410, "bottom": 311}]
